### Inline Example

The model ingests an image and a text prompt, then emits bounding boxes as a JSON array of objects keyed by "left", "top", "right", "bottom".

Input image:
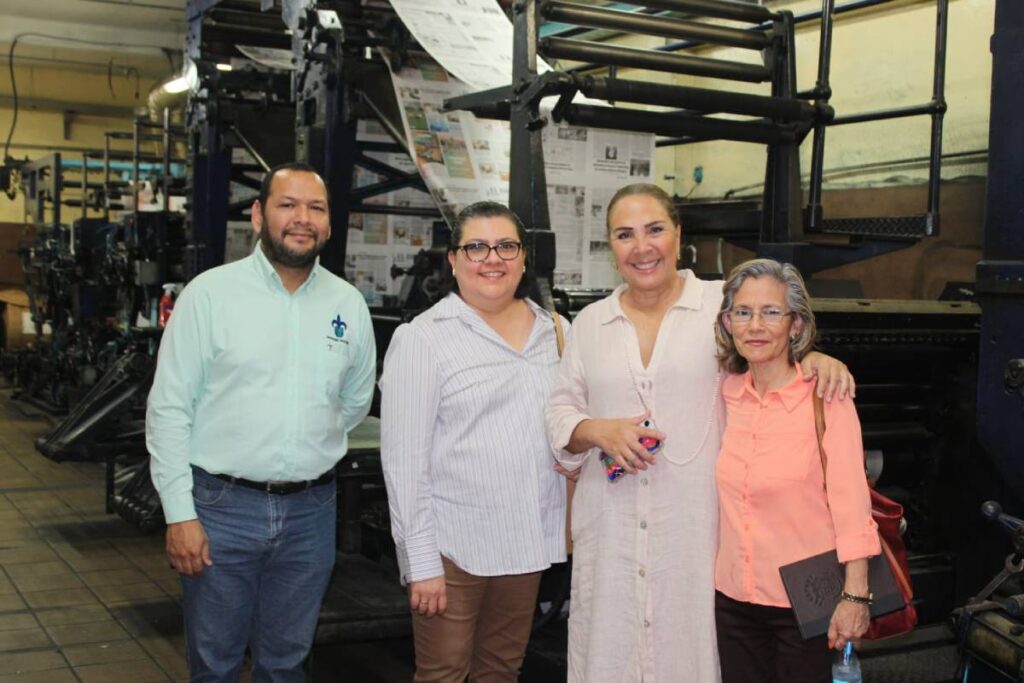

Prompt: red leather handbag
[
  {"left": 863, "top": 489, "right": 917, "bottom": 639},
  {"left": 812, "top": 394, "right": 917, "bottom": 639}
]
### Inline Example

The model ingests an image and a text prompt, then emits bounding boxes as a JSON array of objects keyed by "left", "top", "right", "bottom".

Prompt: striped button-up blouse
[{"left": 379, "top": 293, "right": 568, "bottom": 583}]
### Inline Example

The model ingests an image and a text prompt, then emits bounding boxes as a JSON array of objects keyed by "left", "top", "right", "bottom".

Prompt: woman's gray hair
[{"left": 714, "top": 258, "right": 817, "bottom": 374}]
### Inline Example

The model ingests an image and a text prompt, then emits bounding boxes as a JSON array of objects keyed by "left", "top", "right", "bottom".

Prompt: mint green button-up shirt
[{"left": 146, "top": 247, "right": 376, "bottom": 524}]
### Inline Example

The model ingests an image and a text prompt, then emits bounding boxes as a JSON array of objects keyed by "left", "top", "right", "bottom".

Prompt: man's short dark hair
[{"left": 258, "top": 162, "right": 328, "bottom": 209}]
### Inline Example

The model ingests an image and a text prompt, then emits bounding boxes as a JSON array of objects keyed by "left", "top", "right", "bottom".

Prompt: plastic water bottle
[{"left": 832, "top": 642, "right": 862, "bottom": 683}]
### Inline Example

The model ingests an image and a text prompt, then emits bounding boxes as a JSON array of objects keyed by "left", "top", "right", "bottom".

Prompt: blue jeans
[{"left": 182, "top": 467, "right": 337, "bottom": 683}]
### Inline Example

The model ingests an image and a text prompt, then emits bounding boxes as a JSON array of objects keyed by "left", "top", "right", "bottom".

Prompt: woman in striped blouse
[{"left": 380, "top": 201, "right": 569, "bottom": 682}]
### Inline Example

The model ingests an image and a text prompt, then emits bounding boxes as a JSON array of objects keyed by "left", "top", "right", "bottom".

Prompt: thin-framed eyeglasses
[
  {"left": 726, "top": 307, "right": 795, "bottom": 326},
  {"left": 455, "top": 241, "right": 523, "bottom": 263}
]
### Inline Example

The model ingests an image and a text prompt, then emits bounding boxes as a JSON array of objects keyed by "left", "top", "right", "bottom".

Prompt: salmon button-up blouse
[{"left": 715, "top": 365, "right": 880, "bottom": 608}]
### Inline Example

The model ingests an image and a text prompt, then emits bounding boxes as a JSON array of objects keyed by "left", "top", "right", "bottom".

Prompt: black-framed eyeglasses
[
  {"left": 455, "top": 241, "right": 523, "bottom": 263},
  {"left": 726, "top": 307, "right": 795, "bottom": 326}
]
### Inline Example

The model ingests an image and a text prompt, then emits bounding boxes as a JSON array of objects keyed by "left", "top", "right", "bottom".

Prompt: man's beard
[{"left": 259, "top": 221, "right": 325, "bottom": 268}]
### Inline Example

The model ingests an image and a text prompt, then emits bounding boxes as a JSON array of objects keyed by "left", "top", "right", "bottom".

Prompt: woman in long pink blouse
[
  {"left": 713, "top": 259, "right": 878, "bottom": 683},
  {"left": 545, "top": 184, "right": 854, "bottom": 683}
]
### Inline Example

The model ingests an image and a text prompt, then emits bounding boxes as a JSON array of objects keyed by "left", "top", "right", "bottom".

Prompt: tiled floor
[{"left": 0, "top": 392, "right": 189, "bottom": 682}]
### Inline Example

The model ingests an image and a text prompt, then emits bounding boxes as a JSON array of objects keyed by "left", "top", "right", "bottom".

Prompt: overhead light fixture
[{"left": 216, "top": 63, "right": 233, "bottom": 72}]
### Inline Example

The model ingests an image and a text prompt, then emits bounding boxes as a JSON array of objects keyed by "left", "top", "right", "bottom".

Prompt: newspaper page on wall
[
  {"left": 387, "top": 57, "right": 655, "bottom": 288},
  {"left": 344, "top": 119, "right": 439, "bottom": 305}
]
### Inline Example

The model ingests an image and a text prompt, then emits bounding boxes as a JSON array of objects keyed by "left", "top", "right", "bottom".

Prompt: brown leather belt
[{"left": 211, "top": 470, "right": 335, "bottom": 495}]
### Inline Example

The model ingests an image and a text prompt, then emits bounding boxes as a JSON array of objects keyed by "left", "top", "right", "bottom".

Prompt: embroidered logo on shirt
[
  {"left": 331, "top": 315, "right": 347, "bottom": 338},
  {"left": 327, "top": 315, "right": 350, "bottom": 346}
]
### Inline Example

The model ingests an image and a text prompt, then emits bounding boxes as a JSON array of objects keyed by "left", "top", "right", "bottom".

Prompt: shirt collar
[
  {"left": 432, "top": 292, "right": 552, "bottom": 323},
  {"left": 597, "top": 269, "right": 704, "bottom": 325},
  {"left": 250, "top": 244, "right": 319, "bottom": 294},
  {"left": 723, "top": 363, "right": 813, "bottom": 412}
]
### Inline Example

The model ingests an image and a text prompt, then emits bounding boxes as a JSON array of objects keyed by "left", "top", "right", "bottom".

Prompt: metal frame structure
[
  {"left": 446, "top": 0, "right": 951, "bottom": 279},
  {"left": 287, "top": 0, "right": 440, "bottom": 278},
  {"left": 184, "top": 0, "right": 296, "bottom": 279},
  {"left": 560, "top": 0, "right": 950, "bottom": 241},
  {"left": 183, "top": 1, "right": 438, "bottom": 282},
  {"left": 19, "top": 155, "right": 63, "bottom": 231},
  {"left": 804, "top": 0, "right": 949, "bottom": 238}
]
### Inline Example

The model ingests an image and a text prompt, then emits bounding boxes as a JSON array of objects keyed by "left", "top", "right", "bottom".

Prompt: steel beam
[
  {"left": 638, "top": 0, "right": 777, "bottom": 23},
  {"left": 560, "top": 104, "right": 797, "bottom": 144},
  {"left": 580, "top": 76, "right": 821, "bottom": 121},
  {"left": 541, "top": 37, "right": 771, "bottom": 82},
  {"left": 541, "top": 2, "right": 769, "bottom": 50}
]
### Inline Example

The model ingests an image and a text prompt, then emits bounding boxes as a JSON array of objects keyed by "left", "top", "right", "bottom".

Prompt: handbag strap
[
  {"left": 551, "top": 308, "right": 565, "bottom": 357},
  {"left": 882, "top": 536, "right": 914, "bottom": 598},
  {"left": 811, "top": 393, "right": 914, "bottom": 599},
  {"left": 537, "top": 278, "right": 565, "bottom": 358},
  {"left": 813, "top": 393, "right": 827, "bottom": 477}
]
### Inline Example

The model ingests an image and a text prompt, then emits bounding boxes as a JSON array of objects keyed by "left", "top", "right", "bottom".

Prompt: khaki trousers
[{"left": 411, "top": 556, "right": 542, "bottom": 683}]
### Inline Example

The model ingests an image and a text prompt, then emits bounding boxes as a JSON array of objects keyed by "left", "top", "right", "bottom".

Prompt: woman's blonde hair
[{"left": 714, "top": 258, "right": 817, "bottom": 374}]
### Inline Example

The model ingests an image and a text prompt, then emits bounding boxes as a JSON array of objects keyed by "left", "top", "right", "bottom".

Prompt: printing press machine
[{"left": 2, "top": 1, "right": 1021, "bottom": 674}]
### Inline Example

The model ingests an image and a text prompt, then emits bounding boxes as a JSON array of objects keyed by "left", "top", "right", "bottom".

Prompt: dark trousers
[{"left": 715, "top": 591, "right": 833, "bottom": 683}]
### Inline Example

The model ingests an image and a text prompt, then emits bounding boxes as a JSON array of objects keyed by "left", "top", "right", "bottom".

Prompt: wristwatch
[{"left": 840, "top": 591, "right": 873, "bottom": 606}]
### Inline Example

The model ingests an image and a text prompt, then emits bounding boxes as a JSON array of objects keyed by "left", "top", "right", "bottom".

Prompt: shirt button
[
  {"left": 644, "top": 619, "right": 651, "bottom": 628},
  {"left": 639, "top": 569, "right": 646, "bottom": 578},
  {"left": 640, "top": 521, "right": 647, "bottom": 530},
  {"left": 641, "top": 478, "right": 649, "bottom": 486}
]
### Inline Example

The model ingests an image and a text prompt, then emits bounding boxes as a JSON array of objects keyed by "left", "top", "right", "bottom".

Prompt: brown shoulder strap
[
  {"left": 880, "top": 534, "right": 915, "bottom": 598},
  {"left": 815, "top": 392, "right": 914, "bottom": 599},
  {"left": 552, "top": 310, "right": 565, "bottom": 357},
  {"left": 813, "top": 392, "right": 827, "bottom": 479},
  {"left": 537, "top": 278, "right": 565, "bottom": 358}
]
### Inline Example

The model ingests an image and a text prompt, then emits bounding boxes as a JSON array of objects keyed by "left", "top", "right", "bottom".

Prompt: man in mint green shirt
[{"left": 146, "top": 162, "right": 376, "bottom": 682}]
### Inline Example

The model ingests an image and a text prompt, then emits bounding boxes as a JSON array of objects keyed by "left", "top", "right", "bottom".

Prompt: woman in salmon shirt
[{"left": 713, "top": 258, "right": 880, "bottom": 683}]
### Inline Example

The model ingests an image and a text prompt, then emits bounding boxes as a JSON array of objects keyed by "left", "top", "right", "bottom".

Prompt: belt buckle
[{"left": 265, "top": 480, "right": 288, "bottom": 494}]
